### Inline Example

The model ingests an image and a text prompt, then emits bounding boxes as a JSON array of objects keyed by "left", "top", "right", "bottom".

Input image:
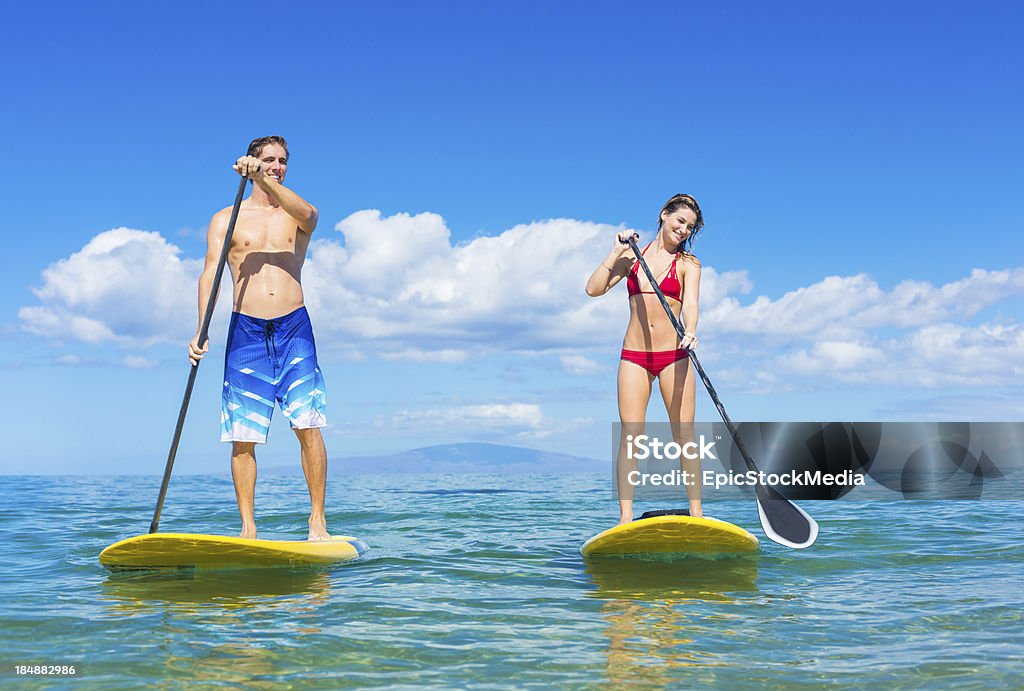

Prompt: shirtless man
[{"left": 188, "top": 135, "right": 330, "bottom": 541}]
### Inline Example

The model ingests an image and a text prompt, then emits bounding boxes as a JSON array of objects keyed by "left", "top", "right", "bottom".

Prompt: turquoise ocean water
[{"left": 1, "top": 473, "right": 1021, "bottom": 688}]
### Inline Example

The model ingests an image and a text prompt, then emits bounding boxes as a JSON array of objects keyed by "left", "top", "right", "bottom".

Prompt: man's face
[{"left": 257, "top": 143, "right": 288, "bottom": 183}]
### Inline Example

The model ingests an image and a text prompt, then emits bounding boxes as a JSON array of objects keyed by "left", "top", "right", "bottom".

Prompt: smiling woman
[{"left": 585, "top": 194, "right": 705, "bottom": 525}]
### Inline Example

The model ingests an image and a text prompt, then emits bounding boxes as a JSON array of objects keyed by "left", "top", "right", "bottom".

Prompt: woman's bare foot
[
  {"left": 689, "top": 500, "right": 703, "bottom": 518},
  {"left": 618, "top": 512, "right": 633, "bottom": 525},
  {"left": 239, "top": 524, "right": 257, "bottom": 539}
]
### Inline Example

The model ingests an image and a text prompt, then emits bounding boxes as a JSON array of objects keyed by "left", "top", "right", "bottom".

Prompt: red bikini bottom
[{"left": 620, "top": 348, "right": 689, "bottom": 376}]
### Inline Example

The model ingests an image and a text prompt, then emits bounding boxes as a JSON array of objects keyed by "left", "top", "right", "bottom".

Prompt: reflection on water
[
  {"left": 100, "top": 567, "right": 333, "bottom": 612},
  {"left": 160, "top": 641, "right": 285, "bottom": 689},
  {"left": 584, "top": 555, "right": 759, "bottom": 602},
  {"left": 99, "top": 568, "right": 338, "bottom": 685},
  {"left": 584, "top": 556, "right": 760, "bottom": 685},
  {"left": 4, "top": 476, "right": 1020, "bottom": 687}
]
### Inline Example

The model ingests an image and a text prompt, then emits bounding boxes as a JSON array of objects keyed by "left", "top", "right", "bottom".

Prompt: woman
[{"left": 586, "top": 194, "right": 705, "bottom": 524}]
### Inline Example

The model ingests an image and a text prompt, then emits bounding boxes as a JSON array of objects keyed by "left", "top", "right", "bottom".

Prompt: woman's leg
[
  {"left": 659, "top": 356, "right": 701, "bottom": 517},
  {"left": 617, "top": 358, "right": 654, "bottom": 523}
]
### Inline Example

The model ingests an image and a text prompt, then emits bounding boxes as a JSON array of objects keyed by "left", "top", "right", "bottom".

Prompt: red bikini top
[{"left": 626, "top": 242, "right": 683, "bottom": 301}]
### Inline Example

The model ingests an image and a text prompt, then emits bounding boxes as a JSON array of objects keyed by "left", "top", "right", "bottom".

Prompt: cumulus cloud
[
  {"left": 702, "top": 268, "right": 1024, "bottom": 391},
  {"left": 19, "top": 228, "right": 207, "bottom": 347},
  {"left": 706, "top": 269, "right": 1024, "bottom": 341},
  {"left": 18, "top": 212, "right": 1024, "bottom": 391},
  {"left": 302, "top": 210, "right": 634, "bottom": 349}
]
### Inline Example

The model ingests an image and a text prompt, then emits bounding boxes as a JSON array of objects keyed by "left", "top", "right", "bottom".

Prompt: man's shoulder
[{"left": 208, "top": 205, "right": 236, "bottom": 229}]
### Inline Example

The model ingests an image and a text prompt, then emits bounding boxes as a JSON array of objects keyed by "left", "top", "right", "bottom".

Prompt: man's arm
[
  {"left": 260, "top": 177, "right": 319, "bottom": 234},
  {"left": 187, "top": 209, "right": 229, "bottom": 365},
  {"left": 234, "top": 156, "right": 318, "bottom": 234}
]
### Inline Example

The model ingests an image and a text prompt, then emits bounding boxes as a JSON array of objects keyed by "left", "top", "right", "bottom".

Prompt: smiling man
[{"left": 188, "top": 135, "right": 330, "bottom": 541}]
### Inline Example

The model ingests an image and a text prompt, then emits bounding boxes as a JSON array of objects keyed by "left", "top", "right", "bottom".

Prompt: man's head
[
  {"left": 246, "top": 135, "right": 289, "bottom": 184},
  {"left": 247, "top": 135, "right": 288, "bottom": 159}
]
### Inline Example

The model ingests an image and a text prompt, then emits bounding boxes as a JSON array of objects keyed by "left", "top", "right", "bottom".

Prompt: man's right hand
[
  {"left": 233, "top": 155, "right": 264, "bottom": 184},
  {"left": 188, "top": 335, "right": 209, "bottom": 366}
]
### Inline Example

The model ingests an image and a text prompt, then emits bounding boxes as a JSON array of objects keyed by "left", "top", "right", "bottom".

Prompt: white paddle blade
[{"left": 757, "top": 498, "right": 819, "bottom": 549}]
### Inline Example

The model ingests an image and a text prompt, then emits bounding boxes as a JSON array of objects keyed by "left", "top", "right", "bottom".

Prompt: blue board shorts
[{"left": 221, "top": 306, "right": 327, "bottom": 444}]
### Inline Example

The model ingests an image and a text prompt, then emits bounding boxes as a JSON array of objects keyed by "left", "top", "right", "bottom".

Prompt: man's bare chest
[{"left": 231, "top": 211, "right": 302, "bottom": 253}]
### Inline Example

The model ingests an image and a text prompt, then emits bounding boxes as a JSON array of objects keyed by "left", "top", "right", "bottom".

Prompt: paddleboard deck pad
[
  {"left": 100, "top": 533, "right": 368, "bottom": 570},
  {"left": 581, "top": 510, "right": 759, "bottom": 557}
]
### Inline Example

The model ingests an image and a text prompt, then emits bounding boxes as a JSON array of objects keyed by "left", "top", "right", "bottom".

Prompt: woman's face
[{"left": 660, "top": 206, "right": 698, "bottom": 246}]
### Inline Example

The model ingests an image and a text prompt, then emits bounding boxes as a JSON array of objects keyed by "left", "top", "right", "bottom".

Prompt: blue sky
[{"left": 2, "top": 1, "right": 1022, "bottom": 474}]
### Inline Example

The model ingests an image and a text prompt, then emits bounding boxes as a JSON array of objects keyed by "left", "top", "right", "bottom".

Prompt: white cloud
[
  {"left": 386, "top": 403, "right": 544, "bottom": 435},
  {"left": 19, "top": 228, "right": 208, "bottom": 347},
  {"left": 706, "top": 269, "right": 1024, "bottom": 341},
  {"left": 54, "top": 354, "right": 87, "bottom": 366},
  {"left": 778, "top": 341, "right": 887, "bottom": 377},
  {"left": 560, "top": 354, "right": 602, "bottom": 375},
  {"left": 303, "top": 210, "right": 633, "bottom": 349},
  {"left": 396, "top": 402, "right": 542, "bottom": 426},
  {"left": 699, "top": 268, "right": 1024, "bottom": 391},
  {"left": 379, "top": 401, "right": 593, "bottom": 443},
  {"left": 122, "top": 355, "right": 158, "bottom": 368},
  {"left": 378, "top": 348, "right": 468, "bottom": 363},
  {"left": 18, "top": 212, "right": 1024, "bottom": 392}
]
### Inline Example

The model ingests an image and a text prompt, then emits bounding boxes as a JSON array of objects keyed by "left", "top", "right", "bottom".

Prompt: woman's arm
[
  {"left": 586, "top": 232, "right": 637, "bottom": 297},
  {"left": 680, "top": 255, "right": 701, "bottom": 348}
]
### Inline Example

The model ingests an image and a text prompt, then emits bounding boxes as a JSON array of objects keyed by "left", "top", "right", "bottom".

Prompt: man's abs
[
  {"left": 229, "top": 254, "right": 306, "bottom": 319},
  {"left": 227, "top": 209, "right": 310, "bottom": 319}
]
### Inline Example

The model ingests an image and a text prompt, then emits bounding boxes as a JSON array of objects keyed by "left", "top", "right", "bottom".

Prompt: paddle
[
  {"left": 149, "top": 175, "right": 248, "bottom": 533},
  {"left": 625, "top": 235, "right": 818, "bottom": 548}
]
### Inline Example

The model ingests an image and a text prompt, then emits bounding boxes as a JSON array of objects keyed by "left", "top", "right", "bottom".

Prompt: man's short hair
[{"left": 247, "top": 135, "right": 289, "bottom": 160}]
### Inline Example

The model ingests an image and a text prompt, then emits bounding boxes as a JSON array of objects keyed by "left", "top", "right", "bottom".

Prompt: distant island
[{"left": 261, "top": 442, "right": 604, "bottom": 476}]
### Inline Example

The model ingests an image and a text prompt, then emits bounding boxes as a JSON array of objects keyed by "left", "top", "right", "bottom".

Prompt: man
[{"left": 188, "top": 135, "right": 330, "bottom": 541}]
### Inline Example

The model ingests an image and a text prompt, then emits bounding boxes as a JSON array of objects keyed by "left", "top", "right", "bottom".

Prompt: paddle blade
[{"left": 755, "top": 484, "right": 819, "bottom": 549}]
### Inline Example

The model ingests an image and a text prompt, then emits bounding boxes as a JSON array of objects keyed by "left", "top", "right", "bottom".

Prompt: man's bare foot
[
  {"left": 618, "top": 513, "right": 632, "bottom": 525},
  {"left": 308, "top": 517, "right": 331, "bottom": 541}
]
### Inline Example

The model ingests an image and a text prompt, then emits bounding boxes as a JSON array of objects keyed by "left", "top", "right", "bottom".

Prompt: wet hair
[
  {"left": 657, "top": 193, "right": 704, "bottom": 255},
  {"left": 246, "top": 135, "right": 289, "bottom": 161}
]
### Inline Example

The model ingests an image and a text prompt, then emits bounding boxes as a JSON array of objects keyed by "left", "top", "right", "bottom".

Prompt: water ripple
[{"left": 0, "top": 476, "right": 1020, "bottom": 687}]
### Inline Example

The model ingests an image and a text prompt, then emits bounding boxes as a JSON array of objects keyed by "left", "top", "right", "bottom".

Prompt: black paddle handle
[
  {"left": 625, "top": 237, "right": 771, "bottom": 479},
  {"left": 149, "top": 175, "right": 248, "bottom": 534}
]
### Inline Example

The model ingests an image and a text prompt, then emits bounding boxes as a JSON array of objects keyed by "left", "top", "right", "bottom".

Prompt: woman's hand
[{"left": 615, "top": 231, "right": 639, "bottom": 252}]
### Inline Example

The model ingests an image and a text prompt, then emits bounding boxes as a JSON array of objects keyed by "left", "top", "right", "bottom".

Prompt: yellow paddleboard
[
  {"left": 99, "top": 533, "right": 368, "bottom": 570},
  {"left": 581, "top": 514, "right": 759, "bottom": 557}
]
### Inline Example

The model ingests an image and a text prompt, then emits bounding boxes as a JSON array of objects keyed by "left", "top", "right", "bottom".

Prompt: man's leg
[
  {"left": 294, "top": 427, "right": 330, "bottom": 540},
  {"left": 231, "top": 441, "right": 258, "bottom": 538}
]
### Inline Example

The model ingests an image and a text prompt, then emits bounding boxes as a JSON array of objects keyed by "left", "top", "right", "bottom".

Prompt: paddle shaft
[
  {"left": 149, "top": 175, "right": 248, "bottom": 533},
  {"left": 625, "top": 236, "right": 814, "bottom": 542},
  {"left": 625, "top": 237, "right": 745, "bottom": 445}
]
